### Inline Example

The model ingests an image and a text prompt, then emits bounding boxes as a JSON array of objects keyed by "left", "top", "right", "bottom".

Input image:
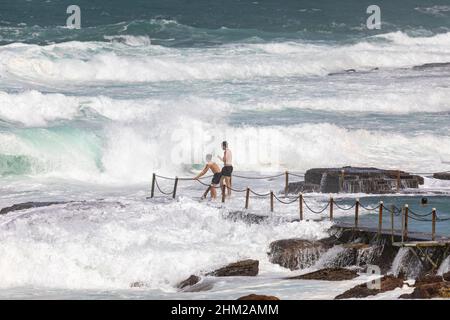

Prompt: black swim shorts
[
  {"left": 221, "top": 166, "right": 233, "bottom": 177},
  {"left": 211, "top": 172, "right": 222, "bottom": 184}
]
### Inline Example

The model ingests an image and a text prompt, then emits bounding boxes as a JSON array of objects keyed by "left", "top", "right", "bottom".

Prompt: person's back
[{"left": 207, "top": 161, "right": 221, "bottom": 174}]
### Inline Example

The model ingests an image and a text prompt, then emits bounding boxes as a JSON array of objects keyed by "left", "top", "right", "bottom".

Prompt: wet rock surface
[
  {"left": 334, "top": 275, "right": 405, "bottom": 299},
  {"left": 206, "top": 259, "right": 259, "bottom": 277},
  {"left": 268, "top": 239, "right": 333, "bottom": 270},
  {"left": 433, "top": 172, "right": 450, "bottom": 180},
  {"left": 0, "top": 201, "right": 67, "bottom": 215},
  {"left": 287, "top": 267, "right": 359, "bottom": 281},
  {"left": 177, "top": 275, "right": 201, "bottom": 289},
  {"left": 288, "top": 166, "right": 423, "bottom": 194},
  {"left": 237, "top": 294, "right": 280, "bottom": 300},
  {"left": 400, "top": 274, "right": 450, "bottom": 299}
]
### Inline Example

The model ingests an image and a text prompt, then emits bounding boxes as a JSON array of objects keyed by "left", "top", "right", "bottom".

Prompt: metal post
[
  {"left": 172, "top": 177, "right": 179, "bottom": 199},
  {"left": 285, "top": 171, "right": 289, "bottom": 198},
  {"left": 221, "top": 184, "right": 226, "bottom": 203},
  {"left": 245, "top": 187, "right": 250, "bottom": 209},
  {"left": 299, "top": 193, "right": 303, "bottom": 221},
  {"left": 432, "top": 208, "right": 436, "bottom": 241},
  {"left": 355, "top": 199, "right": 359, "bottom": 228},
  {"left": 378, "top": 201, "right": 383, "bottom": 235},
  {"left": 270, "top": 191, "right": 274, "bottom": 213},
  {"left": 329, "top": 196, "right": 334, "bottom": 221},
  {"left": 151, "top": 173, "right": 156, "bottom": 198},
  {"left": 404, "top": 204, "right": 409, "bottom": 241},
  {"left": 391, "top": 204, "right": 395, "bottom": 243}
]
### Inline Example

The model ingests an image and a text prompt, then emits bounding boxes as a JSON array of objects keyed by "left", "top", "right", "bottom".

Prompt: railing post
[
  {"left": 299, "top": 193, "right": 303, "bottom": 221},
  {"left": 285, "top": 171, "right": 289, "bottom": 198},
  {"left": 270, "top": 191, "right": 274, "bottom": 213},
  {"left": 329, "top": 196, "right": 334, "bottom": 221},
  {"left": 378, "top": 201, "right": 383, "bottom": 235},
  {"left": 172, "top": 177, "right": 179, "bottom": 199},
  {"left": 222, "top": 184, "right": 226, "bottom": 203},
  {"left": 151, "top": 173, "right": 156, "bottom": 198},
  {"left": 245, "top": 187, "right": 250, "bottom": 209},
  {"left": 432, "top": 208, "right": 436, "bottom": 241},
  {"left": 355, "top": 199, "right": 359, "bottom": 228},
  {"left": 391, "top": 204, "right": 395, "bottom": 243},
  {"left": 403, "top": 204, "right": 409, "bottom": 241}
]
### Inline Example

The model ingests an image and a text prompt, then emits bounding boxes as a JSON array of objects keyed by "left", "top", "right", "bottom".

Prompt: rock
[
  {"left": 0, "top": 201, "right": 66, "bottom": 215},
  {"left": 444, "top": 272, "right": 450, "bottom": 282},
  {"left": 414, "top": 275, "right": 444, "bottom": 286},
  {"left": 177, "top": 275, "right": 201, "bottom": 289},
  {"left": 290, "top": 166, "right": 424, "bottom": 194},
  {"left": 237, "top": 294, "right": 280, "bottom": 300},
  {"left": 287, "top": 268, "right": 359, "bottom": 281},
  {"left": 433, "top": 172, "right": 450, "bottom": 180},
  {"left": 413, "top": 62, "right": 450, "bottom": 70},
  {"left": 268, "top": 239, "right": 332, "bottom": 270},
  {"left": 334, "top": 275, "right": 404, "bottom": 299},
  {"left": 130, "top": 281, "right": 146, "bottom": 288},
  {"left": 286, "top": 181, "right": 319, "bottom": 194},
  {"left": 400, "top": 281, "right": 450, "bottom": 299},
  {"left": 207, "top": 259, "right": 259, "bottom": 277},
  {"left": 224, "top": 211, "right": 268, "bottom": 224}
]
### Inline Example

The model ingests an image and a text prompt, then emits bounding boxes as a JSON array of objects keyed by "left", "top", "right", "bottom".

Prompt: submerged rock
[
  {"left": 433, "top": 172, "right": 450, "bottom": 180},
  {"left": 130, "top": 281, "right": 146, "bottom": 288},
  {"left": 268, "top": 239, "right": 332, "bottom": 270},
  {"left": 237, "top": 294, "right": 280, "bottom": 300},
  {"left": 206, "top": 259, "right": 259, "bottom": 277},
  {"left": 334, "top": 275, "right": 405, "bottom": 299},
  {"left": 177, "top": 275, "right": 201, "bottom": 289},
  {"left": 0, "top": 201, "right": 66, "bottom": 215},
  {"left": 287, "top": 267, "right": 359, "bottom": 281}
]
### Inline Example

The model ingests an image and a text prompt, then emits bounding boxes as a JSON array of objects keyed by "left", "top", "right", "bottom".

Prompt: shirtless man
[
  {"left": 217, "top": 141, "right": 233, "bottom": 196},
  {"left": 195, "top": 154, "right": 222, "bottom": 199}
]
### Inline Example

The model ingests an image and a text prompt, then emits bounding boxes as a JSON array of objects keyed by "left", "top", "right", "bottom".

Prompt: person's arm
[{"left": 194, "top": 165, "right": 209, "bottom": 179}]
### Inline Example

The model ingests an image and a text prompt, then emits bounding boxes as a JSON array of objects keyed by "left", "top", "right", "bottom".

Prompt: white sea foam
[
  {"left": 1, "top": 32, "right": 450, "bottom": 83},
  {"left": 0, "top": 198, "right": 330, "bottom": 290}
]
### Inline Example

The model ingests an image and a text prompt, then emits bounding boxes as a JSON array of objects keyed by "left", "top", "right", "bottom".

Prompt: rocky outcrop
[
  {"left": 433, "top": 172, "right": 450, "bottom": 180},
  {"left": 334, "top": 275, "right": 405, "bottom": 299},
  {"left": 206, "top": 259, "right": 259, "bottom": 277},
  {"left": 399, "top": 275, "right": 450, "bottom": 299},
  {"left": 287, "top": 268, "right": 359, "bottom": 281},
  {"left": 288, "top": 166, "right": 424, "bottom": 194},
  {"left": 268, "top": 239, "right": 333, "bottom": 270},
  {"left": 237, "top": 294, "right": 280, "bottom": 300}
]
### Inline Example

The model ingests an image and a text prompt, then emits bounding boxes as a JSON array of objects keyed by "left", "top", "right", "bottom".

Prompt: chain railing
[{"left": 150, "top": 171, "right": 450, "bottom": 242}]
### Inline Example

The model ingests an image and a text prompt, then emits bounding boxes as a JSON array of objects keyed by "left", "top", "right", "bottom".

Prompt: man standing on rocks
[{"left": 218, "top": 141, "right": 233, "bottom": 197}]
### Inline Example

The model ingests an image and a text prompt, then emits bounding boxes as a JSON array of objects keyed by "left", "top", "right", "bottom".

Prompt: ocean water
[{"left": 0, "top": 0, "right": 450, "bottom": 299}]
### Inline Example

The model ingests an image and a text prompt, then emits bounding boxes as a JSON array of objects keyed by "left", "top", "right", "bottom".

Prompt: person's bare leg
[
  {"left": 226, "top": 177, "right": 231, "bottom": 196},
  {"left": 211, "top": 185, "right": 217, "bottom": 199},
  {"left": 220, "top": 177, "right": 225, "bottom": 198}
]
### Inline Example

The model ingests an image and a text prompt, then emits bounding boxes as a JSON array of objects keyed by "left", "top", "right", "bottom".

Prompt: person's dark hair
[{"left": 222, "top": 141, "right": 228, "bottom": 148}]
